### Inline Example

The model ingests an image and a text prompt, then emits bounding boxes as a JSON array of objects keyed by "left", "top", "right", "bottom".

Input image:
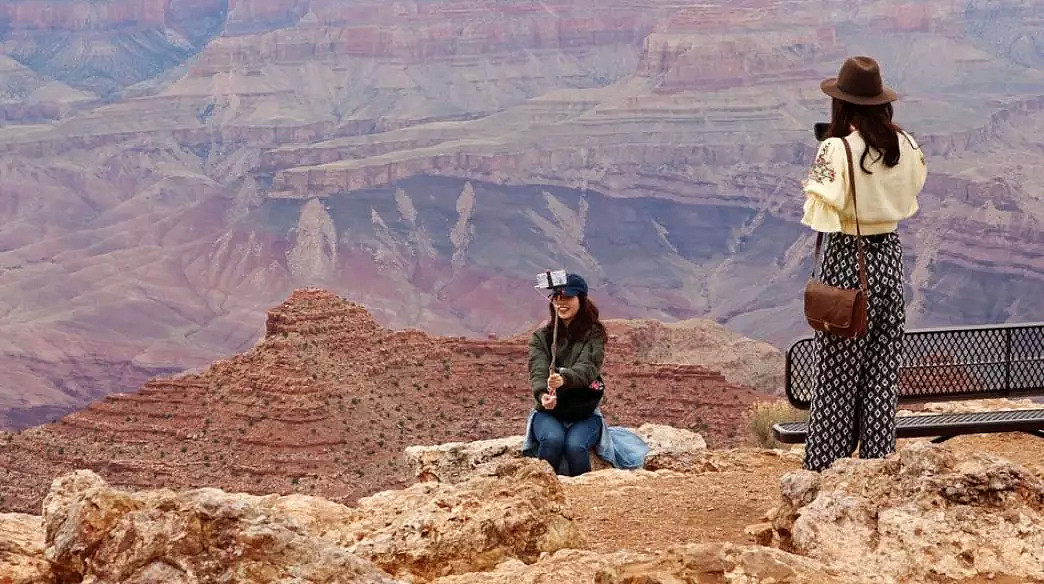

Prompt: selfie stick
[
  {"left": 535, "top": 270, "right": 563, "bottom": 397},
  {"left": 548, "top": 306, "right": 560, "bottom": 396}
]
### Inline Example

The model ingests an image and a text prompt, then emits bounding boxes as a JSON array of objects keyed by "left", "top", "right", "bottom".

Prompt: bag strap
[{"left": 811, "top": 137, "right": 868, "bottom": 295}]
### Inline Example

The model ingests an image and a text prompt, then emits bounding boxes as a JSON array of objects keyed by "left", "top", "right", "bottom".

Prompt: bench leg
[{"left": 930, "top": 435, "right": 955, "bottom": 444}]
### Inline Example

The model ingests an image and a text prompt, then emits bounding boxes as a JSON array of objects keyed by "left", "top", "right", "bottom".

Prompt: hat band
[{"left": 836, "top": 82, "right": 878, "bottom": 98}]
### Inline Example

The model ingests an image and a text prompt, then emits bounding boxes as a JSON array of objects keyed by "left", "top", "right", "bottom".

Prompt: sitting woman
[{"left": 523, "top": 273, "right": 609, "bottom": 476}]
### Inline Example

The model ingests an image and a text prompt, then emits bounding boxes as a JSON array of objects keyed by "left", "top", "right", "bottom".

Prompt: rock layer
[
  {"left": 770, "top": 442, "right": 1044, "bottom": 583},
  {"left": 3, "top": 432, "right": 1044, "bottom": 583},
  {"left": 431, "top": 544, "right": 859, "bottom": 584},
  {"left": 42, "top": 469, "right": 396, "bottom": 583},
  {"left": 40, "top": 460, "right": 575, "bottom": 583},
  {"left": 0, "top": 289, "right": 766, "bottom": 515},
  {"left": 0, "top": 512, "right": 51, "bottom": 584},
  {"left": 3, "top": 0, "right": 1044, "bottom": 442}
]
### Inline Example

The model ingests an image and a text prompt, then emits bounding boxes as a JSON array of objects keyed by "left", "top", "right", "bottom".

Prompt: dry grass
[{"left": 747, "top": 401, "right": 809, "bottom": 448}]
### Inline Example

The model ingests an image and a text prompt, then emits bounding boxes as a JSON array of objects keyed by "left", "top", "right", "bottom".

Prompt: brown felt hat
[{"left": 820, "top": 56, "right": 898, "bottom": 106}]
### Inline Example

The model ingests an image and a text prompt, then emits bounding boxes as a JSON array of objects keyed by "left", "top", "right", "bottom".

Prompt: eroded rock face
[
  {"left": 40, "top": 459, "right": 578, "bottom": 583},
  {"left": 770, "top": 442, "right": 1044, "bottom": 583},
  {"left": 405, "top": 423, "right": 710, "bottom": 484},
  {"left": 0, "top": 512, "right": 52, "bottom": 584},
  {"left": 337, "top": 458, "right": 580, "bottom": 581},
  {"left": 404, "top": 435, "right": 528, "bottom": 484},
  {"left": 431, "top": 543, "right": 859, "bottom": 584},
  {"left": 600, "top": 543, "right": 858, "bottom": 584},
  {"left": 42, "top": 471, "right": 399, "bottom": 584},
  {"left": 640, "top": 423, "right": 710, "bottom": 471}
]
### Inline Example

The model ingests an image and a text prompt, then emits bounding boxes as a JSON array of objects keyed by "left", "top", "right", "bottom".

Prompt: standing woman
[
  {"left": 524, "top": 273, "right": 608, "bottom": 476},
  {"left": 801, "top": 56, "right": 927, "bottom": 471}
]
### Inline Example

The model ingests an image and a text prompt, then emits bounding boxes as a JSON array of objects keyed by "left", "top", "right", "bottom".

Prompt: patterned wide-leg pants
[{"left": 804, "top": 232, "right": 905, "bottom": 472}]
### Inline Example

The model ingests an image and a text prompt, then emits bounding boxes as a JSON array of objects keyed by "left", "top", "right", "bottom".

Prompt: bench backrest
[{"left": 785, "top": 322, "right": 1044, "bottom": 410}]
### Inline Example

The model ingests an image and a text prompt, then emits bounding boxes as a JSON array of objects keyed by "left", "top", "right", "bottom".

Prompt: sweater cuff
[
  {"left": 559, "top": 367, "right": 580, "bottom": 388},
  {"left": 801, "top": 196, "right": 842, "bottom": 233}
]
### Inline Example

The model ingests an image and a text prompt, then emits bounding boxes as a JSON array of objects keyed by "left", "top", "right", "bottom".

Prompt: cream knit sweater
[{"left": 801, "top": 130, "right": 926, "bottom": 235}]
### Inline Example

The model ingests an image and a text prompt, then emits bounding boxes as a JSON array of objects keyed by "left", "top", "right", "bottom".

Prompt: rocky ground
[
  {"left": 2, "top": 426, "right": 1042, "bottom": 583},
  {"left": 570, "top": 432, "right": 1044, "bottom": 556}
]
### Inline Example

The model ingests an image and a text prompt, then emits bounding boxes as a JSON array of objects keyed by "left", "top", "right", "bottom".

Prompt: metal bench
[{"left": 773, "top": 322, "right": 1044, "bottom": 444}]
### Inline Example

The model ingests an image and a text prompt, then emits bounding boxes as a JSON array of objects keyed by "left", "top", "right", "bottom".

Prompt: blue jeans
[{"left": 531, "top": 411, "right": 602, "bottom": 476}]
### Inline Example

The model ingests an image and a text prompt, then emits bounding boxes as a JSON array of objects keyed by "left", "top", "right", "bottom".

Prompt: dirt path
[
  {"left": 565, "top": 433, "right": 1044, "bottom": 553},
  {"left": 564, "top": 453, "right": 800, "bottom": 552}
]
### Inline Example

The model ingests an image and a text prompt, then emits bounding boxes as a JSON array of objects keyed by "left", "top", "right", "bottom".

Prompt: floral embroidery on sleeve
[{"left": 809, "top": 141, "right": 836, "bottom": 183}]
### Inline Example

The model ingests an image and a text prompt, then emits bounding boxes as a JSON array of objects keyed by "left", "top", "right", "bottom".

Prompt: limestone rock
[
  {"left": 646, "top": 446, "right": 802, "bottom": 476},
  {"left": 42, "top": 470, "right": 399, "bottom": 584},
  {"left": 404, "top": 423, "right": 710, "bottom": 484},
  {"left": 404, "top": 436, "right": 527, "bottom": 484},
  {"left": 559, "top": 468, "right": 685, "bottom": 487},
  {"left": 639, "top": 423, "right": 709, "bottom": 471},
  {"left": 431, "top": 549, "right": 645, "bottom": 583},
  {"left": 40, "top": 459, "right": 578, "bottom": 583},
  {"left": 770, "top": 442, "right": 1044, "bottom": 583},
  {"left": 743, "top": 522, "right": 775, "bottom": 547},
  {"left": 432, "top": 544, "right": 859, "bottom": 584},
  {"left": 337, "top": 458, "right": 580, "bottom": 581},
  {"left": 601, "top": 543, "right": 859, "bottom": 584},
  {"left": 0, "top": 512, "right": 52, "bottom": 584}
]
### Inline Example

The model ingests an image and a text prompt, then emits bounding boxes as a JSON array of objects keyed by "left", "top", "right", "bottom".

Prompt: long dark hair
[
  {"left": 826, "top": 98, "right": 909, "bottom": 174},
  {"left": 543, "top": 294, "right": 607, "bottom": 346}
]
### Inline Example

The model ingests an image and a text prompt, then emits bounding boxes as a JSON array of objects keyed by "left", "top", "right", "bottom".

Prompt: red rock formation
[
  {"left": 0, "top": 0, "right": 169, "bottom": 30},
  {"left": 169, "top": 0, "right": 228, "bottom": 22},
  {"left": 225, "top": 0, "right": 307, "bottom": 34},
  {"left": 0, "top": 0, "right": 226, "bottom": 30},
  {"left": 2, "top": 0, "right": 1044, "bottom": 444},
  {"left": 0, "top": 289, "right": 769, "bottom": 515},
  {"left": 204, "top": 1, "right": 677, "bottom": 72}
]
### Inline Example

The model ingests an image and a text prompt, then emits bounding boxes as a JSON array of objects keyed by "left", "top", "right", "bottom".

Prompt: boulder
[
  {"left": 404, "top": 436, "right": 529, "bottom": 484},
  {"left": 40, "top": 459, "right": 578, "bottom": 583},
  {"left": 405, "top": 423, "right": 709, "bottom": 483},
  {"left": 0, "top": 512, "right": 52, "bottom": 584},
  {"left": 42, "top": 470, "right": 399, "bottom": 584},
  {"left": 770, "top": 442, "right": 1044, "bottom": 583},
  {"left": 336, "top": 458, "right": 580, "bottom": 581}
]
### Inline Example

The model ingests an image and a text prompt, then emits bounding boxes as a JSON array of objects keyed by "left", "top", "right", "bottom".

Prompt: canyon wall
[{"left": 1, "top": 0, "right": 1044, "bottom": 426}]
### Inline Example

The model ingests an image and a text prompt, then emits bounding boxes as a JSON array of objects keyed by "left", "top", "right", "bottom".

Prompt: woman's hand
[
  {"left": 540, "top": 393, "right": 557, "bottom": 410},
  {"left": 547, "top": 373, "right": 565, "bottom": 391}
]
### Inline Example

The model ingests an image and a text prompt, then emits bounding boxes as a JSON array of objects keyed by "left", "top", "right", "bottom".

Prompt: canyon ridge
[
  {"left": 0, "top": 288, "right": 781, "bottom": 515},
  {"left": 2, "top": 0, "right": 1044, "bottom": 427}
]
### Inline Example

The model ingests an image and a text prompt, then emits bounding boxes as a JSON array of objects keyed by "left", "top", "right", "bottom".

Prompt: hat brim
[{"left": 820, "top": 78, "right": 898, "bottom": 106}]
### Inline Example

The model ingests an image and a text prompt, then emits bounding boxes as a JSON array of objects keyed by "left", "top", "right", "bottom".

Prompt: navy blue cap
[{"left": 556, "top": 273, "right": 588, "bottom": 297}]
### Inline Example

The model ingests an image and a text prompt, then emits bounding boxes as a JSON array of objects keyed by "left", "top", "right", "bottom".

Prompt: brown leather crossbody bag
[{"left": 804, "top": 137, "right": 869, "bottom": 338}]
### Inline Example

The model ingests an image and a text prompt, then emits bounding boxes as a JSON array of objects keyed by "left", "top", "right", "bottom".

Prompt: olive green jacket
[{"left": 528, "top": 326, "right": 605, "bottom": 420}]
